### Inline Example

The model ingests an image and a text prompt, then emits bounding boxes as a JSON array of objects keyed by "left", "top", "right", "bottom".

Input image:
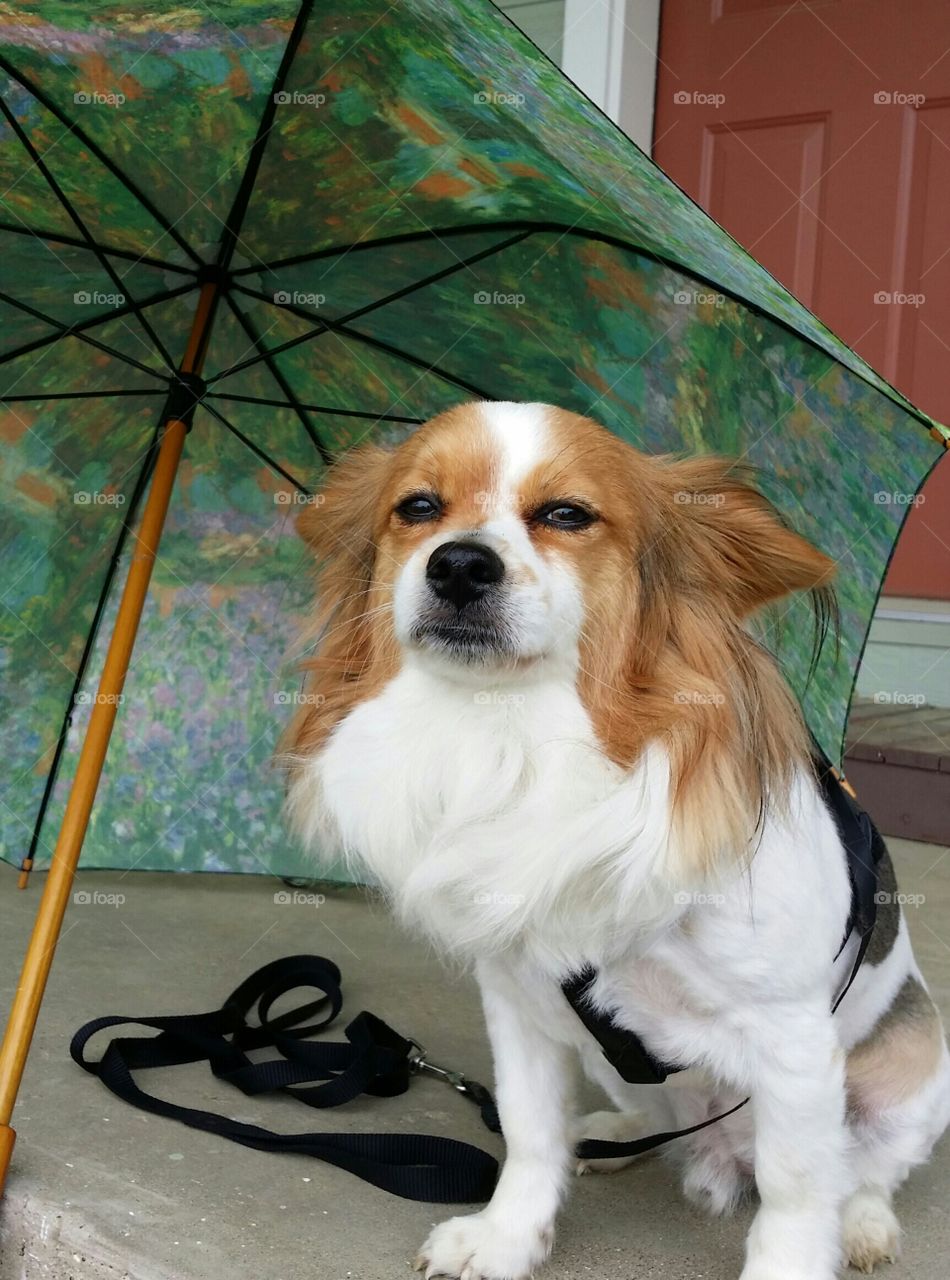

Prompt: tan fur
[
  {"left": 284, "top": 403, "right": 836, "bottom": 874},
  {"left": 847, "top": 977, "right": 945, "bottom": 1113}
]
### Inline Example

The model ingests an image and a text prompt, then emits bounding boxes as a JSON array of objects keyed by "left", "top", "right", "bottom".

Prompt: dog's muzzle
[{"left": 411, "top": 539, "right": 509, "bottom": 658}]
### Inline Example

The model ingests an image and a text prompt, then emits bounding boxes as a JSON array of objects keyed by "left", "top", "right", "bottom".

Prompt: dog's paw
[
  {"left": 414, "top": 1211, "right": 553, "bottom": 1280},
  {"left": 574, "top": 1109, "right": 648, "bottom": 1175},
  {"left": 843, "top": 1190, "right": 900, "bottom": 1273}
]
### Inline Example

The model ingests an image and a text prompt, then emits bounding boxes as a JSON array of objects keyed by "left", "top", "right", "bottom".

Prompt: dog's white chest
[
  {"left": 293, "top": 662, "right": 684, "bottom": 966},
  {"left": 316, "top": 665, "right": 607, "bottom": 860}
]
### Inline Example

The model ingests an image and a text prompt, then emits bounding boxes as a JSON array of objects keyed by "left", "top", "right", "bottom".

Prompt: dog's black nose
[{"left": 426, "top": 541, "right": 505, "bottom": 609}]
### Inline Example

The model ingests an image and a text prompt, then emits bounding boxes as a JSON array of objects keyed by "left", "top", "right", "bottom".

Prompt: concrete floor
[{"left": 1, "top": 840, "right": 949, "bottom": 1280}]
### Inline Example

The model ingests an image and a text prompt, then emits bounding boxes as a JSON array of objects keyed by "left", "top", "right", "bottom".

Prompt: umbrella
[{"left": 0, "top": 0, "right": 946, "bottom": 1190}]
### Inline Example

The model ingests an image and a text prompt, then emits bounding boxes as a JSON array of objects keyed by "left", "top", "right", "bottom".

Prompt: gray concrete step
[{"left": 2, "top": 850, "right": 949, "bottom": 1280}]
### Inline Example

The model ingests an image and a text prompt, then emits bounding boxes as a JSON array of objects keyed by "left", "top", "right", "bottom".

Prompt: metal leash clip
[{"left": 408, "top": 1040, "right": 468, "bottom": 1093}]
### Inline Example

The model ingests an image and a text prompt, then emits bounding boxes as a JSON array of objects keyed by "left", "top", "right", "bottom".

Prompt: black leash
[
  {"left": 72, "top": 755, "right": 885, "bottom": 1185},
  {"left": 70, "top": 955, "right": 500, "bottom": 1203}
]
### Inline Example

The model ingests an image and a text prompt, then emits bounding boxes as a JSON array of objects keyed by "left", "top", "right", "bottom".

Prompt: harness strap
[
  {"left": 569, "top": 747, "right": 885, "bottom": 1159},
  {"left": 70, "top": 954, "right": 499, "bottom": 1204}
]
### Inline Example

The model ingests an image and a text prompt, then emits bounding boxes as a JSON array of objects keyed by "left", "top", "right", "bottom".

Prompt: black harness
[{"left": 564, "top": 749, "right": 886, "bottom": 1160}]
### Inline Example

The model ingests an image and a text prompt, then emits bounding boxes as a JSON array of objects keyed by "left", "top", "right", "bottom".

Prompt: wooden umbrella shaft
[{"left": 0, "top": 281, "right": 218, "bottom": 1193}]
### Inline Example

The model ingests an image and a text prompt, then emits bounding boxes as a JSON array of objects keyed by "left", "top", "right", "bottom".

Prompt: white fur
[{"left": 287, "top": 405, "right": 950, "bottom": 1280}]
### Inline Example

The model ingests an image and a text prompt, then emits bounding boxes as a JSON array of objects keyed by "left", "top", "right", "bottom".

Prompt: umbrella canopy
[{"left": 1, "top": 0, "right": 946, "bottom": 884}]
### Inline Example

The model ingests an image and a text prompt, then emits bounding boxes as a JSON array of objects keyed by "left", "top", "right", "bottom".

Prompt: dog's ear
[
  {"left": 297, "top": 442, "right": 392, "bottom": 565},
  {"left": 285, "top": 444, "right": 394, "bottom": 761},
  {"left": 655, "top": 456, "right": 835, "bottom": 616}
]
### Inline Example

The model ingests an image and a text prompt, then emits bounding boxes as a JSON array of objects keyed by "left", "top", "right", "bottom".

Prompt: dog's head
[{"left": 289, "top": 401, "right": 835, "bottom": 862}]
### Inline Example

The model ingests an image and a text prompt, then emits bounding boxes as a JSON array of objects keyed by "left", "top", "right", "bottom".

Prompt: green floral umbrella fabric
[{"left": 0, "top": 0, "right": 945, "bottom": 878}]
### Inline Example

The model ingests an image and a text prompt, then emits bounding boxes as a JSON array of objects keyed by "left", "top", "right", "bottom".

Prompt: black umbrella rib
[
  {"left": 230, "top": 228, "right": 532, "bottom": 336},
  {"left": 222, "top": 230, "right": 534, "bottom": 399},
  {"left": 327, "top": 318, "right": 494, "bottom": 399},
  {"left": 225, "top": 284, "right": 493, "bottom": 399},
  {"left": 0, "top": 286, "right": 188, "bottom": 380},
  {"left": 224, "top": 293, "right": 332, "bottom": 466},
  {"left": 19, "top": 425, "right": 162, "bottom": 880},
  {"left": 231, "top": 221, "right": 546, "bottom": 276},
  {"left": 0, "top": 52, "right": 202, "bottom": 268},
  {"left": 234, "top": 217, "right": 936, "bottom": 434},
  {"left": 0, "top": 96, "right": 176, "bottom": 372},
  {"left": 199, "top": 400, "right": 312, "bottom": 493},
  {"left": 214, "top": 0, "right": 315, "bottom": 274},
  {"left": 294, "top": 228, "right": 535, "bottom": 330},
  {"left": 1, "top": 390, "right": 165, "bottom": 401},
  {"left": 0, "top": 220, "right": 195, "bottom": 275},
  {"left": 207, "top": 392, "right": 423, "bottom": 425}
]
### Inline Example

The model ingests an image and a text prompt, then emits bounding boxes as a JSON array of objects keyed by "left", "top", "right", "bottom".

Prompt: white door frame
[{"left": 561, "top": 0, "right": 662, "bottom": 153}]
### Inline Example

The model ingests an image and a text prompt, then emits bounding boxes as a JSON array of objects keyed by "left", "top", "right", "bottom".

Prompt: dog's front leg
[
  {"left": 740, "top": 999, "right": 848, "bottom": 1280},
  {"left": 415, "top": 958, "right": 573, "bottom": 1280}
]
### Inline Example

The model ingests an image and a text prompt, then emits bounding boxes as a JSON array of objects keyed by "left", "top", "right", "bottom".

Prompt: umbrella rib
[
  {"left": 0, "top": 220, "right": 195, "bottom": 275},
  {"left": 0, "top": 286, "right": 187, "bottom": 380},
  {"left": 0, "top": 95, "right": 177, "bottom": 372},
  {"left": 235, "top": 218, "right": 933, "bottom": 433},
  {"left": 1, "top": 390, "right": 166, "bottom": 401},
  {"left": 333, "top": 320, "right": 495, "bottom": 399},
  {"left": 224, "top": 283, "right": 493, "bottom": 399},
  {"left": 213, "top": 0, "right": 315, "bottom": 275},
  {"left": 19, "top": 425, "right": 163, "bottom": 880},
  {"left": 0, "top": 52, "right": 203, "bottom": 267},
  {"left": 301, "top": 228, "right": 535, "bottom": 329},
  {"left": 199, "top": 400, "right": 312, "bottom": 493},
  {"left": 207, "top": 392, "right": 423, "bottom": 425},
  {"left": 224, "top": 230, "right": 537, "bottom": 398},
  {"left": 231, "top": 221, "right": 548, "bottom": 276},
  {"left": 224, "top": 292, "right": 332, "bottom": 466}
]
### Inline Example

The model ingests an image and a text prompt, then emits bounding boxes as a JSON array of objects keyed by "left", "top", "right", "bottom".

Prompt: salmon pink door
[{"left": 654, "top": 0, "right": 950, "bottom": 599}]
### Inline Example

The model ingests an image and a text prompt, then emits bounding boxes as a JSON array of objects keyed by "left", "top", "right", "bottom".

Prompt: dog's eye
[
  {"left": 395, "top": 493, "right": 442, "bottom": 523},
  {"left": 532, "top": 502, "right": 597, "bottom": 530}
]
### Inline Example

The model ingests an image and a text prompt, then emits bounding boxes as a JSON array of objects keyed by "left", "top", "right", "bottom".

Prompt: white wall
[
  {"left": 496, "top": 0, "right": 659, "bottom": 154},
  {"left": 495, "top": 0, "right": 567, "bottom": 64}
]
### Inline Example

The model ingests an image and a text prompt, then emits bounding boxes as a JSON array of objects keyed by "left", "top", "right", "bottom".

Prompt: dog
[{"left": 283, "top": 401, "right": 950, "bottom": 1280}]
